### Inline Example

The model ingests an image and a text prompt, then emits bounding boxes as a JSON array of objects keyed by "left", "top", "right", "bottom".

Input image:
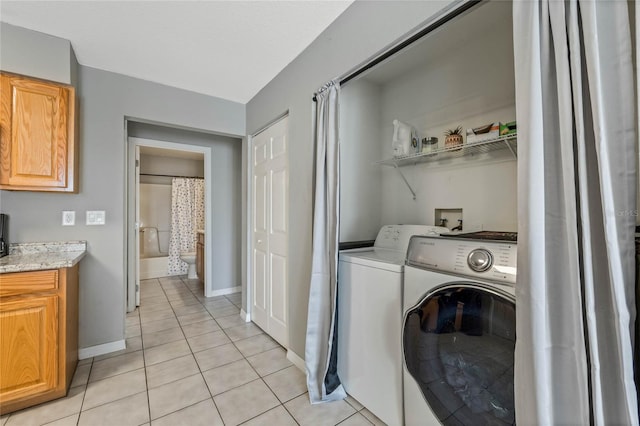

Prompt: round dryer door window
[{"left": 403, "top": 283, "right": 516, "bottom": 425}]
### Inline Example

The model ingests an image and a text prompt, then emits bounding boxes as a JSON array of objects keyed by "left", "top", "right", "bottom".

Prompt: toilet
[{"left": 179, "top": 252, "right": 197, "bottom": 279}]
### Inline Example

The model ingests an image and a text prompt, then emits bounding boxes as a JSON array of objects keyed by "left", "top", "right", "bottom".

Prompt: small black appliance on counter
[{"left": 0, "top": 214, "right": 8, "bottom": 258}]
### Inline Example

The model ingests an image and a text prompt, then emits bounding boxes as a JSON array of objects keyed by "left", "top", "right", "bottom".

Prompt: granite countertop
[{"left": 0, "top": 241, "right": 87, "bottom": 274}]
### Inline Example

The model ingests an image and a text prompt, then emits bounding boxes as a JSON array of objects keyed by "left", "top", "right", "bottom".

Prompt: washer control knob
[{"left": 467, "top": 249, "right": 493, "bottom": 272}]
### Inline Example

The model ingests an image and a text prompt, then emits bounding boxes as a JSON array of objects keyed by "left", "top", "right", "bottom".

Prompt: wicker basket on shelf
[{"left": 444, "top": 126, "right": 463, "bottom": 150}]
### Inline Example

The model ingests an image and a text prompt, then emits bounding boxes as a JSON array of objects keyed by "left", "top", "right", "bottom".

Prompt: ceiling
[
  {"left": 0, "top": 1, "right": 354, "bottom": 104},
  {"left": 361, "top": 1, "right": 511, "bottom": 85}
]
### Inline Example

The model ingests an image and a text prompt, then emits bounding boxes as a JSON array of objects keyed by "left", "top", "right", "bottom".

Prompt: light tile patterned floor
[{"left": 1, "top": 276, "right": 385, "bottom": 426}]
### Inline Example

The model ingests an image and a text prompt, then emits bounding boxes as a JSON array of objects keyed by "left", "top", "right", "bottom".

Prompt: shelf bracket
[
  {"left": 504, "top": 138, "right": 517, "bottom": 158},
  {"left": 393, "top": 164, "right": 416, "bottom": 200}
]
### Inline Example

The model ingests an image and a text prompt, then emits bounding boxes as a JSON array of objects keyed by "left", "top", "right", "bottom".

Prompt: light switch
[
  {"left": 86, "top": 210, "right": 106, "bottom": 225},
  {"left": 62, "top": 211, "right": 75, "bottom": 226}
]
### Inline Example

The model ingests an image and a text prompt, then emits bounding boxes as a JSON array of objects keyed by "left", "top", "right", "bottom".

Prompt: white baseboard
[
  {"left": 240, "top": 309, "right": 251, "bottom": 322},
  {"left": 287, "top": 349, "right": 306, "bottom": 373},
  {"left": 209, "top": 286, "right": 241, "bottom": 297},
  {"left": 78, "top": 339, "right": 126, "bottom": 360}
]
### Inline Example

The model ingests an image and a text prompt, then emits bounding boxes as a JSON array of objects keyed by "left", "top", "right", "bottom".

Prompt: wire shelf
[{"left": 376, "top": 134, "right": 517, "bottom": 167}]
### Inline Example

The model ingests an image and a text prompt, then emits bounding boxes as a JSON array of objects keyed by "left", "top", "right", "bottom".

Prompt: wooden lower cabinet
[
  {"left": 196, "top": 232, "right": 204, "bottom": 283},
  {"left": 0, "top": 266, "right": 78, "bottom": 414}
]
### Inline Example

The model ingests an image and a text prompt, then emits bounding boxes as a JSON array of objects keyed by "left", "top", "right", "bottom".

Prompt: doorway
[
  {"left": 126, "top": 137, "right": 213, "bottom": 313},
  {"left": 250, "top": 115, "right": 289, "bottom": 347}
]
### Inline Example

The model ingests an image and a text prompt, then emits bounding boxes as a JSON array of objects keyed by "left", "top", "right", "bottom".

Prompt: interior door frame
[
  {"left": 126, "top": 136, "right": 213, "bottom": 312},
  {"left": 134, "top": 144, "right": 140, "bottom": 306},
  {"left": 246, "top": 112, "right": 289, "bottom": 324}
]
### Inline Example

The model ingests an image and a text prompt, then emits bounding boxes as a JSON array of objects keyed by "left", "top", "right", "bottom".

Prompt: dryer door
[{"left": 403, "top": 283, "right": 516, "bottom": 425}]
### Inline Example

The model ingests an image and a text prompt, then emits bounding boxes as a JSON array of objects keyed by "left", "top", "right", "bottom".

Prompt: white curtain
[
  {"left": 168, "top": 177, "right": 205, "bottom": 275},
  {"left": 513, "top": 1, "right": 638, "bottom": 424},
  {"left": 635, "top": 0, "right": 640, "bottom": 397},
  {"left": 305, "top": 81, "right": 346, "bottom": 403}
]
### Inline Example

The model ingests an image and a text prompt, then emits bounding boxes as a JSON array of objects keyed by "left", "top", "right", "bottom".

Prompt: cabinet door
[
  {"left": 0, "top": 73, "right": 76, "bottom": 192},
  {"left": 0, "top": 295, "right": 59, "bottom": 403}
]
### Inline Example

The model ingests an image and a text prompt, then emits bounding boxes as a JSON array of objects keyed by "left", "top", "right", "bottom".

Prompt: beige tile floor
[{"left": 1, "top": 276, "right": 385, "bottom": 426}]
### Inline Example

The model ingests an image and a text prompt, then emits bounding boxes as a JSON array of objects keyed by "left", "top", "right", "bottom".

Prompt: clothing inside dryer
[{"left": 404, "top": 286, "right": 516, "bottom": 426}]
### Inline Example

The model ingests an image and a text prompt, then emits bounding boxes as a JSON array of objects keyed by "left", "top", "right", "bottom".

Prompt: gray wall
[
  {"left": 131, "top": 122, "right": 242, "bottom": 292},
  {"left": 377, "top": 2, "right": 517, "bottom": 232},
  {"left": 339, "top": 80, "right": 382, "bottom": 242},
  {"left": 139, "top": 155, "right": 205, "bottom": 183},
  {"left": 341, "top": 4, "right": 519, "bottom": 243},
  {"left": 1, "top": 24, "right": 245, "bottom": 349},
  {"left": 0, "top": 22, "right": 74, "bottom": 84},
  {"left": 246, "top": 0, "right": 456, "bottom": 358}
]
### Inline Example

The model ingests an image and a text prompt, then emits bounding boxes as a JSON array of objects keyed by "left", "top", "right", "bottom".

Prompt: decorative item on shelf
[
  {"left": 392, "top": 119, "right": 419, "bottom": 157},
  {"left": 421, "top": 137, "right": 438, "bottom": 154},
  {"left": 444, "top": 126, "right": 463, "bottom": 151},
  {"left": 466, "top": 122, "right": 500, "bottom": 144},
  {"left": 500, "top": 121, "right": 517, "bottom": 136}
]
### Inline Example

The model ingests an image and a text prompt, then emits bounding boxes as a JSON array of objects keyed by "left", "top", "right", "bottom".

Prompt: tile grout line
[
  {"left": 146, "top": 276, "right": 198, "bottom": 422},
  {"left": 22, "top": 277, "right": 304, "bottom": 426},
  {"left": 217, "top": 291, "right": 296, "bottom": 424},
  {"left": 75, "top": 300, "right": 146, "bottom": 421},
  {"left": 224, "top": 308, "right": 362, "bottom": 426},
  {"left": 139, "top": 278, "right": 157, "bottom": 425},
  {"left": 8, "top": 275, "right": 323, "bottom": 426},
  {"left": 258, "top": 372, "right": 304, "bottom": 426},
  {"left": 77, "top": 286, "right": 150, "bottom": 422},
  {"left": 110, "top": 276, "right": 306, "bottom": 425},
  {"left": 74, "top": 356, "right": 94, "bottom": 426},
  {"left": 177, "top": 275, "right": 230, "bottom": 424},
  {"left": 150, "top": 276, "right": 225, "bottom": 422},
  {"left": 182, "top": 276, "right": 292, "bottom": 425}
]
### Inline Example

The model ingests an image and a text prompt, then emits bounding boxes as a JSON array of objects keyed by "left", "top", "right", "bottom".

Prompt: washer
[
  {"left": 402, "top": 233, "right": 517, "bottom": 426},
  {"left": 338, "top": 225, "right": 447, "bottom": 426}
]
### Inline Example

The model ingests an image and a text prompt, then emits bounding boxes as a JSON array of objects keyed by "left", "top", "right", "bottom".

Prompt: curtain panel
[
  {"left": 305, "top": 81, "right": 347, "bottom": 404},
  {"left": 513, "top": 1, "right": 638, "bottom": 424}
]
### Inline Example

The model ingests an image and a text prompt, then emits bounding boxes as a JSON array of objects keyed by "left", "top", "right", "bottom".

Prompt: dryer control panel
[
  {"left": 373, "top": 225, "right": 450, "bottom": 252},
  {"left": 406, "top": 235, "right": 517, "bottom": 284}
]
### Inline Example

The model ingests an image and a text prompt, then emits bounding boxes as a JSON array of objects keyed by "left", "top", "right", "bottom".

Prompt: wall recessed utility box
[{"left": 435, "top": 208, "right": 463, "bottom": 231}]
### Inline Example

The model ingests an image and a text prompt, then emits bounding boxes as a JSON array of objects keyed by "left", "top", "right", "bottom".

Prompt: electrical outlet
[
  {"left": 62, "top": 211, "right": 75, "bottom": 226},
  {"left": 86, "top": 210, "right": 106, "bottom": 225}
]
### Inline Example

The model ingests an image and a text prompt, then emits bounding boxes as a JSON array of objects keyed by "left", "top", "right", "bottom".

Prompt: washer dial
[{"left": 467, "top": 248, "right": 493, "bottom": 272}]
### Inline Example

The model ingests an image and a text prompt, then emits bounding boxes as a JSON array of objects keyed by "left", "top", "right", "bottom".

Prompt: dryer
[
  {"left": 338, "top": 224, "right": 448, "bottom": 426},
  {"left": 402, "top": 233, "right": 517, "bottom": 426}
]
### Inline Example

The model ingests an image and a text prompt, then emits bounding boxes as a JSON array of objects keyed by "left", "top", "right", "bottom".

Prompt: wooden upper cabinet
[{"left": 0, "top": 72, "right": 77, "bottom": 192}]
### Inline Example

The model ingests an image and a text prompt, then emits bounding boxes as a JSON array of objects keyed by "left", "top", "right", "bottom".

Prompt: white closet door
[
  {"left": 251, "top": 116, "right": 289, "bottom": 348},
  {"left": 252, "top": 133, "right": 269, "bottom": 330}
]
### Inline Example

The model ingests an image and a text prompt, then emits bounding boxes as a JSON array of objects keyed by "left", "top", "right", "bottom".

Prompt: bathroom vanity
[
  {"left": 0, "top": 241, "right": 86, "bottom": 414},
  {"left": 196, "top": 230, "right": 204, "bottom": 283}
]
